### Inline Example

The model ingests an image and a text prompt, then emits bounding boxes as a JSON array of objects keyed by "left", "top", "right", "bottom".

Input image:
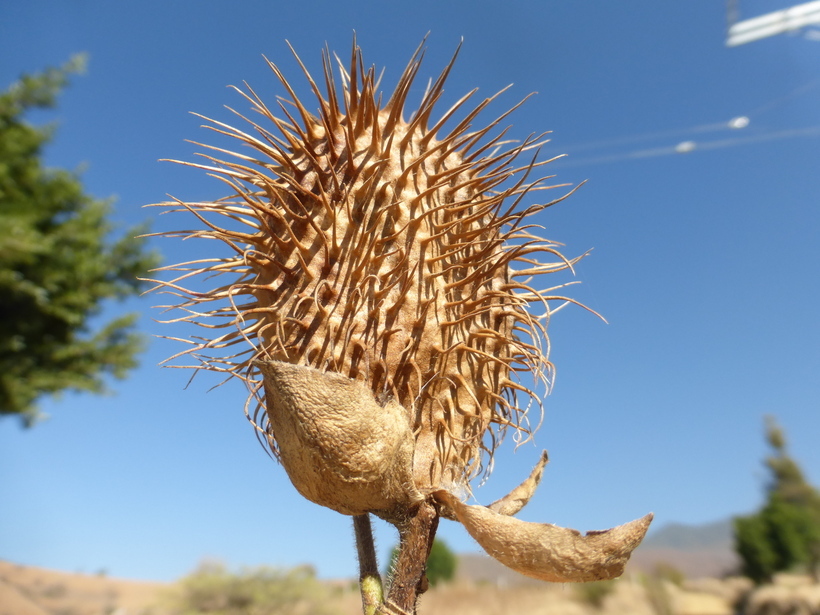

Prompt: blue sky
[{"left": 1, "top": 1, "right": 819, "bottom": 582}]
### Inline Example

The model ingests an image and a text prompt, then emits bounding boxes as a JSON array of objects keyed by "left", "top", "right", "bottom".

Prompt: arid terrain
[
  {"left": 0, "top": 557, "right": 763, "bottom": 615},
  {"left": 0, "top": 559, "right": 166, "bottom": 615},
  {"left": 4, "top": 535, "right": 820, "bottom": 615}
]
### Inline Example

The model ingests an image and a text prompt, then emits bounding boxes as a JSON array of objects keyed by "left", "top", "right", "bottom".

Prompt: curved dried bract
[
  {"left": 148, "top": 40, "right": 582, "bottom": 491},
  {"left": 434, "top": 490, "right": 653, "bottom": 583},
  {"left": 487, "top": 449, "right": 549, "bottom": 516},
  {"left": 437, "top": 450, "right": 549, "bottom": 521}
]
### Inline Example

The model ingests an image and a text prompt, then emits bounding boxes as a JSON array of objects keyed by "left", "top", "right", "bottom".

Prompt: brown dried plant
[{"left": 147, "top": 38, "right": 652, "bottom": 615}]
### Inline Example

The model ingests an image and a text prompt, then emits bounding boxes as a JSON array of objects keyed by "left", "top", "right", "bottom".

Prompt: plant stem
[
  {"left": 354, "top": 514, "right": 383, "bottom": 615},
  {"left": 385, "top": 499, "right": 439, "bottom": 615}
]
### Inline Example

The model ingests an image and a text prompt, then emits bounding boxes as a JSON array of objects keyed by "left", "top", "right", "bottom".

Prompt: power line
[{"left": 548, "top": 78, "right": 820, "bottom": 168}]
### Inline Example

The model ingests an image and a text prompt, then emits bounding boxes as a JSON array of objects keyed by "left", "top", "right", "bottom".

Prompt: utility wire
[{"left": 550, "top": 78, "right": 820, "bottom": 167}]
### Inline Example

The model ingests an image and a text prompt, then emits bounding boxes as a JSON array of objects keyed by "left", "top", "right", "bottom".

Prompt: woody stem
[{"left": 385, "top": 499, "right": 439, "bottom": 615}]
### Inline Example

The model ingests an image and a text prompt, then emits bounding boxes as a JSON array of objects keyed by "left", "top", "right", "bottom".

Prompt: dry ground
[
  {"left": 0, "top": 559, "right": 756, "bottom": 615},
  {"left": 0, "top": 560, "right": 166, "bottom": 615}
]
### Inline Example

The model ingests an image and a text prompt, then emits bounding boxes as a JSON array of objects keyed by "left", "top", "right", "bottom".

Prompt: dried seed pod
[
  {"left": 257, "top": 360, "right": 422, "bottom": 516},
  {"left": 150, "top": 39, "right": 580, "bottom": 494},
  {"left": 149, "top": 39, "right": 652, "bottom": 600},
  {"left": 434, "top": 490, "right": 653, "bottom": 583}
]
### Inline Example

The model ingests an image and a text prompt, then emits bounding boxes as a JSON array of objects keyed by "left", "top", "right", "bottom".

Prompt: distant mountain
[
  {"left": 456, "top": 553, "right": 542, "bottom": 586},
  {"left": 641, "top": 518, "right": 734, "bottom": 551},
  {"left": 630, "top": 518, "right": 740, "bottom": 578}
]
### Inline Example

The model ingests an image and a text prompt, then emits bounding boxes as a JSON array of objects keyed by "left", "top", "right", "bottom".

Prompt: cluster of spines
[{"left": 149, "top": 39, "right": 585, "bottom": 479}]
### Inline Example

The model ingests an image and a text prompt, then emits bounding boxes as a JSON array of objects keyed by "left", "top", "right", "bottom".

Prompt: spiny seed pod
[
  {"left": 149, "top": 39, "right": 650, "bottom": 597},
  {"left": 152, "top": 39, "right": 577, "bottom": 494}
]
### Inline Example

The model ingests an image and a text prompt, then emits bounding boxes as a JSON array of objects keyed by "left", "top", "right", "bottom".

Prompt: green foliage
[
  {"left": 575, "top": 579, "right": 616, "bottom": 609},
  {"left": 425, "top": 539, "right": 457, "bottom": 587},
  {"left": 0, "top": 55, "right": 158, "bottom": 424},
  {"left": 734, "top": 417, "right": 820, "bottom": 584},
  {"left": 386, "top": 539, "right": 457, "bottom": 588},
  {"left": 165, "top": 562, "right": 340, "bottom": 615},
  {"left": 734, "top": 513, "right": 777, "bottom": 584}
]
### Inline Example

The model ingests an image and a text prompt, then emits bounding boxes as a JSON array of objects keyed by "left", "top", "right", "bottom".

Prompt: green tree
[
  {"left": 0, "top": 55, "right": 158, "bottom": 425},
  {"left": 425, "top": 539, "right": 457, "bottom": 587},
  {"left": 734, "top": 417, "right": 820, "bottom": 584},
  {"left": 387, "top": 539, "right": 457, "bottom": 588}
]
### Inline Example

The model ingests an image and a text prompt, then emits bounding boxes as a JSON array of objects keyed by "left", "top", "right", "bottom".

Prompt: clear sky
[{"left": 1, "top": 0, "right": 819, "bottom": 582}]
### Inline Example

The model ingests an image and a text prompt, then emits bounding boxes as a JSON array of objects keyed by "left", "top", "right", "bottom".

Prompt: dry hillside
[
  {"left": 0, "top": 560, "right": 165, "bottom": 615},
  {"left": 0, "top": 558, "right": 751, "bottom": 615}
]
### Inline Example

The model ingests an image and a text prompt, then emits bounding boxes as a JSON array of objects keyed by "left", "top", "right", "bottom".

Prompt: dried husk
[
  {"left": 434, "top": 490, "right": 653, "bottom": 583},
  {"left": 257, "top": 360, "right": 422, "bottom": 516}
]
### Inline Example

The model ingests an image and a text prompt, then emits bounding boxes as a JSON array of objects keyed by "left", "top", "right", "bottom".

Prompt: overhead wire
[{"left": 551, "top": 77, "right": 820, "bottom": 167}]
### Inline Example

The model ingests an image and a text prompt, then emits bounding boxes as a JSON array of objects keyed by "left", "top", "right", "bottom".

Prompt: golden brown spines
[{"left": 149, "top": 40, "right": 581, "bottom": 490}]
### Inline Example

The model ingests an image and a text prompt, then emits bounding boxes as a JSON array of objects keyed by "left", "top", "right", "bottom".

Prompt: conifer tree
[
  {"left": 0, "top": 55, "right": 158, "bottom": 425},
  {"left": 734, "top": 417, "right": 820, "bottom": 583}
]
